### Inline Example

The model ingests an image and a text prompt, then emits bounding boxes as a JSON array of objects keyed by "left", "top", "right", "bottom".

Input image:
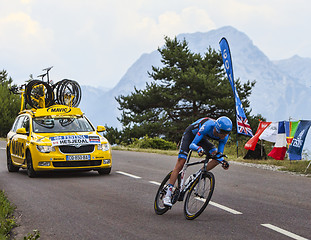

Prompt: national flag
[
  {"left": 287, "top": 120, "right": 311, "bottom": 160},
  {"left": 259, "top": 122, "right": 278, "bottom": 143},
  {"left": 285, "top": 121, "right": 299, "bottom": 145},
  {"left": 245, "top": 121, "right": 271, "bottom": 151},
  {"left": 268, "top": 121, "right": 287, "bottom": 160},
  {"left": 219, "top": 37, "right": 253, "bottom": 137},
  {"left": 237, "top": 115, "right": 253, "bottom": 137}
]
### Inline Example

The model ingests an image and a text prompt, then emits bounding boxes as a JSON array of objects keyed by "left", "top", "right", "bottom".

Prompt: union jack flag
[{"left": 237, "top": 115, "right": 253, "bottom": 137}]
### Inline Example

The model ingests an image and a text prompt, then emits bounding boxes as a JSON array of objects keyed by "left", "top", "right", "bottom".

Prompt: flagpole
[
  {"left": 235, "top": 100, "right": 238, "bottom": 158},
  {"left": 219, "top": 37, "right": 253, "bottom": 158},
  {"left": 236, "top": 133, "right": 238, "bottom": 158}
]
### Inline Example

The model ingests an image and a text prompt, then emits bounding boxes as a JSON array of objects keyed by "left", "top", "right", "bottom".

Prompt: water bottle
[{"left": 185, "top": 174, "right": 194, "bottom": 186}]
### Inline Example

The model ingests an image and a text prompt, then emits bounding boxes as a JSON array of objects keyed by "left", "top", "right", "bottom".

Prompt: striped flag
[
  {"left": 245, "top": 121, "right": 271, "bottom": 151},
  {"left": 285, "top": 121, "right": 299, "bottom": 145},
  {"left": 268, "top": 121, "right": 287, "bottom": 160}
]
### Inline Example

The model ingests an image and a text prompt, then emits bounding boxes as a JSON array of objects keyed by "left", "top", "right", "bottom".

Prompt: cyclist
[{"left": 163, "top": 116, "right": 232, "bottom": 207}]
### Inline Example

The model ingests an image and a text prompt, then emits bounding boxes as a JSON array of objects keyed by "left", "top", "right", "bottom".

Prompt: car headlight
[
  {"left": 98, "top": 143, "right": 110, "bottom": 151},
  {"left": 36, "top": 145, "right": 55, "bottom": 153}
]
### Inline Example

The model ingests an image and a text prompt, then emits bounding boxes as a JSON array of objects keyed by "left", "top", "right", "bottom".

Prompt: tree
[
  {"left": 116, "top": 36, "right": 257, "bottom": 143},
  {"left": 0, "top": 70, "right": 21, "bottom": 137}
]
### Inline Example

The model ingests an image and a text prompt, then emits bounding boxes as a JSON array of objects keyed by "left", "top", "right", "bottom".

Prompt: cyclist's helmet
[{"left": 215, "top": 116, "right": 232, "bottom": 134}]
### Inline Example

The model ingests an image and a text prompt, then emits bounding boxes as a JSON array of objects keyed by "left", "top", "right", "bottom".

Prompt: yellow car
[{"left": 6, "top": 105, "right": 112, "bottom": 177}]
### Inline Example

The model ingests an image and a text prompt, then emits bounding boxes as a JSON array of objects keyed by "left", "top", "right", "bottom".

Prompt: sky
[{"left": 1, "top": 0, "right": 311, "bottom": 89}]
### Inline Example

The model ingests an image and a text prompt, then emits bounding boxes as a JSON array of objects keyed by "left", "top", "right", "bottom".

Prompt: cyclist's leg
[
  {"left": 199, "top": 137, "right": 219, "bottom": 172},
  {"left": 205, "top": 159, "right": 219, "bottom": 171},
  {"left": 164, "top": 129, "right": 193, "bottom": 204},
  {"left": 169, "top": 129, "right": 194, "bottom": 185},
  {"left": 169, "top": 157, "right": 186, "bottom": 185},
  {"left": 163, "top": 157, "right": 186, "bottom": 206}
]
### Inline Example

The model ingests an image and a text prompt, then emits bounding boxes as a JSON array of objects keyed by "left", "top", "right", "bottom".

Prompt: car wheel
[
  {"left": 7, "top": 148, "right": 19, "bottom": 172},
  {"left": 98, "top": 168, "right": 111, "bottom": 175},
  {"left": 26, "top": 151, "right": 37, "bottom": 178}
]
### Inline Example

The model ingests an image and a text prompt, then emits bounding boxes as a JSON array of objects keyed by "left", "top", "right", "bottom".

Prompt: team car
[{"left": 6, "top": 105, "right": 112, "bottom": 177}]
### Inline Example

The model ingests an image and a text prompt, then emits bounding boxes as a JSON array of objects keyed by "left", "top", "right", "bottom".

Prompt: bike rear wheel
[
  {"left": 154, "top": 171, "right": 180, "bottom": 215},
  {"left": 184, "top": 172, "right": 215, "bottom": 220}
]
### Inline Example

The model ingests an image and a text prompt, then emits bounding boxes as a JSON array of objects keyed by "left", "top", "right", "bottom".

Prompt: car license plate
[{"left": 66, "top": 155, "right": 90, "bottom": 161}]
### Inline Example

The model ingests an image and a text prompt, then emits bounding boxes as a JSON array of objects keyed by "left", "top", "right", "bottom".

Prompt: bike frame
[{"left": 172, "top": 150, "right": 210, "bottom": 203}]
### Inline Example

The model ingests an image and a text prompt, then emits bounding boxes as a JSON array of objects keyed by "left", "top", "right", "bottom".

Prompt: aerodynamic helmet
[{"left": 215, "top": 116, "right": 232, "bottom": 134}]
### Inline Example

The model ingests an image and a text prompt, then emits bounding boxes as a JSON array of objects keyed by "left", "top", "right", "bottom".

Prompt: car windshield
[{"left": 32, "top": 116, "right": 95, "bottom": 133}]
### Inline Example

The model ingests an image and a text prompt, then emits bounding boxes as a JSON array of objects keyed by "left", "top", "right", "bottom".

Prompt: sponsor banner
[
  {"left": 50, "top": 135, "right": 100, "bottom": 146},
  {"left": 287, "top": 120, "right": 311, "bottom": 160},
  {"left": 219, "top": 37, "right": 253, "bottom": 137}
]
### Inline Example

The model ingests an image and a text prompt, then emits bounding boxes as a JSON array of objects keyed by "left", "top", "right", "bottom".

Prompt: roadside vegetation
[
  {"left": 0, "top": 70, "right": 21, "bottom": 137},
  {"left": 112, "top": 136, "right": 311, "bottom": 176},
  {"left": 0, "top": 191, "right": 40, "bottom": 240},
  {"left": 0, "top": 191, "right": 16, "bottom": 240}
]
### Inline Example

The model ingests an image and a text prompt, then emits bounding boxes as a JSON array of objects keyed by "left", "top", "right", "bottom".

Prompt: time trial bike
[{"left": 154, "top": 150, "right": 228, "bottom": 220}]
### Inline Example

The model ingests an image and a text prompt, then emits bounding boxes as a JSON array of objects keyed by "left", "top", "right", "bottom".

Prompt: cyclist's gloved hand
[
  {"left": 197, "top": 147, "right": 205, "bottom": 157},
  {"left": 215, "top": 152, "right": 224, "bottom": 162},
  {"left": 221, "top": 160, "right": 229, "bottom": 170}
]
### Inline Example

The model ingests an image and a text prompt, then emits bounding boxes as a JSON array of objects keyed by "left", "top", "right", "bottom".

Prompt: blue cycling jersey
[{"left": 189, "top": 118, "right": 229, "bottom": 155}]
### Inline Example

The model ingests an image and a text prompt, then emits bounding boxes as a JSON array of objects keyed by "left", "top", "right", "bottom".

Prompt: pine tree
[
  {"left": 116, "top": 37, "right": 256, "bottom": 143},
  {"left": 0, "top": 70, "right": 21, "bottom": 137}
]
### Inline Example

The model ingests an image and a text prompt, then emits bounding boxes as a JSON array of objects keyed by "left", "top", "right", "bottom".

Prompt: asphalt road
[{"left": 0, "top": 140, "right": 310, "bottom": 240}]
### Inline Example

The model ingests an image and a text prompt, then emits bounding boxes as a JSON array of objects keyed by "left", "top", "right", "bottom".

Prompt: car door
[{"left": 9, "top": 115, "right": 28, "bottom": 164}]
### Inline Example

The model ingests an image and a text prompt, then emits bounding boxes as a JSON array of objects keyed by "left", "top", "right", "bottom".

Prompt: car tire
[
  {"left": 26, "top": 151, "right": 37, "bottom": 178},
  {"left": 98, "top": 168, "right": 111, "bottom": 175},
  {"left": 7, "top": 148, "right": 19, "bottom": 172}
]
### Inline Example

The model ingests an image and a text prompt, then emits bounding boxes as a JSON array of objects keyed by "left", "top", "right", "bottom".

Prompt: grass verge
[
  {"left": 0, "top": 190, "right": 16, "bottom": 240},
  {"left": 234, "top": 158, "right": 311, "bottom": 175},
  {"left": 112, "top": 146, "right": 311, "bottom": 176}
]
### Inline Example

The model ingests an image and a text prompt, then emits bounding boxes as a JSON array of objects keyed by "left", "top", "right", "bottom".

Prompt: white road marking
[
  {"left": 116, "top": 170, "right": 308, "bottom": 238},
  {"left": 149, "top": 181, "right": 161, "bottom": 186},
  {"left": 116, "top": 171, "right": 141, "bottom": 179},
  {"left": 194, "top": 197, "right": 242, "bottom": 214},
  {"left": 209, "top": 201, "right": 243, "bottom": 215},
  {"left": 261, "top": 224, "right": 309, "bottom": 240},
  {"left": 0, "top": 147, "right": 6, "bottom": 150},
  {"left": 117, "top": 170, "right": 243, "bottom": 215}
]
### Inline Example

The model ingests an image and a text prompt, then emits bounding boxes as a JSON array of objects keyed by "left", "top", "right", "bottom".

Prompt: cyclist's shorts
[{"left": 178, "top": 125, "right": 216, "bottom": 160}]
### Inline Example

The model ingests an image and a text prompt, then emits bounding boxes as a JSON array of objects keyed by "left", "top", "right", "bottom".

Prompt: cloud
[
  {"left": 0, "top": 11, "right": 55, "bottom": 77},
  {"left": 1, "top": 0, "right": 311, "bottom": 87},
  {"left": 122, "top": 6, "right": 216, "bottom": 52}
]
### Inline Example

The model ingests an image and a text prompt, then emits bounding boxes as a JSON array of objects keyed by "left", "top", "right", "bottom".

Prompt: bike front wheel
[{"left": 184, "top": 172, "right": 215, "bottom": 220}]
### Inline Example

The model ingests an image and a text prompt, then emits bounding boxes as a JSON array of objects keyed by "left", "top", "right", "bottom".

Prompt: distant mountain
[
  {"left": 80, "top": 50, "right": 162, "bottom": 128},
  {"left": 79, "top": 26, "right": 311, "bottom": 151},
  {"left": 274, "top": 55, "right": 311, "bottom": 88}
]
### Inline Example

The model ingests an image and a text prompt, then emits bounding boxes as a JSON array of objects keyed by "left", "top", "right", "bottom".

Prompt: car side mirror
[
  {"left": 96, "top": 126, "right": 106, "bottom": 132},
  {"left": 16, "top": 128, "right": 27, "bottom": 135}
]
